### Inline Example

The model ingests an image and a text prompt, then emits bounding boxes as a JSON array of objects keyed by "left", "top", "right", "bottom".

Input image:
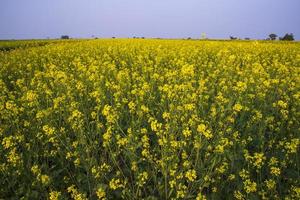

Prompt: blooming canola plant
[{"left": 0, "top": 39, "right": 299, "bottom": 199}]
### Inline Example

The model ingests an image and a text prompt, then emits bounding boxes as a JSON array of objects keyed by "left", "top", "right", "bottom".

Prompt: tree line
[
  {"left": 268, "top": 33, "right": 294, "bottom": 41},
  {"left": 229, "top": 33, "right": 295, "bottom": 41},
  {"left": 59, "top": 33, "right": 295, "bottom": 41}
]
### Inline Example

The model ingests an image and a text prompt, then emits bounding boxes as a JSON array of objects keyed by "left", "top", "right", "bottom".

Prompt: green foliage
[
  {"left": 279, "top": 33, "right": 295, "bottom": 41},
  {"left": 269, "top": 33, "right": 277, "bottom": 40}
]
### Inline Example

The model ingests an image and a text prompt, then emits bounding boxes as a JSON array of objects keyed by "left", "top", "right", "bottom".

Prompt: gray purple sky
[{"left": 0, "top": 0, "right": 299, "bottom": 40}]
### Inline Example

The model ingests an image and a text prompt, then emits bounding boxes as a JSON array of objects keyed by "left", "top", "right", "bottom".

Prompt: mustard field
[{"left": 0, "top": 39, "right": 299, "bottom": 199}]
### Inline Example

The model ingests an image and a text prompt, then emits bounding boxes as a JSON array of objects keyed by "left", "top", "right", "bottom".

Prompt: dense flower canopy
[{"left": 0, "top": 39, "right": 299, "bottom": 199}]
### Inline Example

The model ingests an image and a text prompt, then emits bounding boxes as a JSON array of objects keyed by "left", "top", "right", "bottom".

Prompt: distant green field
[{"left": 0, "top": 39, "right": 78, "bottom": 51}]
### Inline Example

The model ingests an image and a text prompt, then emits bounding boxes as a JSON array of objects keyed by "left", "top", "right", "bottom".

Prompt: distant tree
[
  {"left": 230, "top": 36, "right": 237, "bottom": 40},
  {"left": 244, "top": 37, "right": 250, "bottom": 40},
  {"left": 187, "top": 37, "right": 192, "bottom": 40},
  {"left": 112, "top": 37, "right": 116, "bottom": 39},
  {"left": 279, "top": 33, "right": 294, "bottom": 41},
  {"left": 61, "top": 35, "right": 69, "bottom": 39},
  {"left": 269, "top": 33, "right": 277, "bottom": 40}
]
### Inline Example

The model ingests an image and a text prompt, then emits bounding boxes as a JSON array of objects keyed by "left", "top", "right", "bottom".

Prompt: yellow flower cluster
[{"left": 109, "top": 178, "right": 125, "bottom": 190}]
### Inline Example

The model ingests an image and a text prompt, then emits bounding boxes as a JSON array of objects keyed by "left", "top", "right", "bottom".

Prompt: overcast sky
[{"left": 0, "top": 0, "right": 299, "bottom": 40}]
